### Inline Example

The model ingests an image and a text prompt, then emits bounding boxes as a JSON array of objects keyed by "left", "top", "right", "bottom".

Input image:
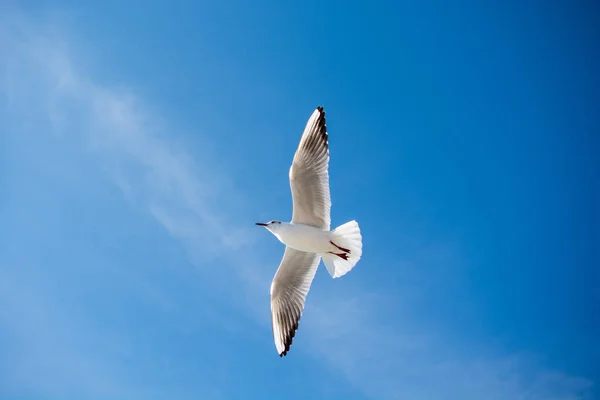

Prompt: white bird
[{"left": 256, "top": 106, "right": 363, "bottom": 357}]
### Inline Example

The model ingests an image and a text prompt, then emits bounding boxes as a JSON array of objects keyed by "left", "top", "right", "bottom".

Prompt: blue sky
[{"left": 1, "top": 1, "right": 598, "bottom": 399}]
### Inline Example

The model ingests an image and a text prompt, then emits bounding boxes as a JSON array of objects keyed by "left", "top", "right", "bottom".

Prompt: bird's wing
[
  {"left": 270, "top": 247, "right": 321, "bottom": 356},
  {"left": 289, "top": 106, "right": 331, "bottom": 230}
]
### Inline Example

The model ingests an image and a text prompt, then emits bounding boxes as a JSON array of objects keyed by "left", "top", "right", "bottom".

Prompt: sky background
[{"left": 1, "top": 1, "right": 598, "bottom": 399}]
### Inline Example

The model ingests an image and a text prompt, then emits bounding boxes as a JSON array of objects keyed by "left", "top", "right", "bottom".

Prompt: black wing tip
[
  {"left": 316, "top": 106, "right": 326, "bottom": 124},
  {"left": 313, "top": 106, "right": 328, "bottom": 150},
  {"left": 297, "top": 106, "right": 329, "bottom": 156},
  {"left": 278, "top": 319, "right": 300, "bottom": 358}
]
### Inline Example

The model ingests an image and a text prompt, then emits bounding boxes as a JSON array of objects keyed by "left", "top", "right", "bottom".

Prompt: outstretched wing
[
  {"left": 289, "top": 106, "right": 331, "bottom": 230},
  {"left": 270, "top": 247, "right": 321, "bottom": 356}
]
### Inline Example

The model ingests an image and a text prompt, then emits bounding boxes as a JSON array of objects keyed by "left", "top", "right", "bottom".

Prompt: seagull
[{"left": 256, "top": 106, "right": 363, "bottom": 357}]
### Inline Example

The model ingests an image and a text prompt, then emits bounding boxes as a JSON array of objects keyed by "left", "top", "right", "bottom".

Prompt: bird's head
[{"left": 255, "top": 220, "right": 282, "bottom": 232}]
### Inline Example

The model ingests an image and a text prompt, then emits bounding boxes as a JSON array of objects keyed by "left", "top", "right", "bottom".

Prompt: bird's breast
[{"left": 276, "top": 224, "right": 328, "bottom": 254}]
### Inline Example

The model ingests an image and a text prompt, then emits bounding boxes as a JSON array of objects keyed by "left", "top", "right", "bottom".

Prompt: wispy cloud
[
  {"left": 2, "top": 20, "right": 250, "bottom": 254},
  {"left": 0, "top": 11, "right": 593, "bottom": 400},
  {"left": 307, "top": 292, "right": 592, "bottom": 400}
]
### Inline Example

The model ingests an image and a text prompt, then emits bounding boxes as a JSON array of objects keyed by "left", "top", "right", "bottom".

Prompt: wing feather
[
  {"left": 289, "top": 106, "right": 331, "bottom": 230},
  {"left": 270, "top": 247, "right": 321, "bottom": 356}
]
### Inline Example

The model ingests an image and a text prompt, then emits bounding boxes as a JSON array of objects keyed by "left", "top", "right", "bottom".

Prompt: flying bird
[{"left": 256, "top": 106, "right": 363, "bottom": 357}]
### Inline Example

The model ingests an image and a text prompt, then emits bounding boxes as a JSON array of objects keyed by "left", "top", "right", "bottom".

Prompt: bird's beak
[{"left": 255, "top": 222, "right": 268, "bottom": 227}]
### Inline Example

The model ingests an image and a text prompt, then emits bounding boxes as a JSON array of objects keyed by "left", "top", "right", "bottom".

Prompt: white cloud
[{"left": 0, "top": 11, "right": 593, "bottom": 400}]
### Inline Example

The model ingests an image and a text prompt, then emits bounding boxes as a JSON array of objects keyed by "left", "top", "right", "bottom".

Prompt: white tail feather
[{"left": 322, "top": 220, "right": 362, "bottom": 278}]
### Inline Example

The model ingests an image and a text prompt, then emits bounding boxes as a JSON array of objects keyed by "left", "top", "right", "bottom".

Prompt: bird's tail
[{"left": 322, "top": 220, "right": 363, "bottom": 279}]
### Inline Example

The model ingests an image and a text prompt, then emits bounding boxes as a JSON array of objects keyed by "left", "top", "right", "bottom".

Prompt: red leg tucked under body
[
  {"left": 329, "top": 240, "right": 351, "bottom": 254},
  {"left": 328, "top": 252, "right": 349, "bottom": 261}
]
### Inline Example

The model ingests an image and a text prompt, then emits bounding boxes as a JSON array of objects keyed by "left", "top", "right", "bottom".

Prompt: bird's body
[
  {"left": 267, "top": 222, "right": 331, "bottom": 254},
  {"left": 256, "top": 106, "right": 363, "bottom": 357}
]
